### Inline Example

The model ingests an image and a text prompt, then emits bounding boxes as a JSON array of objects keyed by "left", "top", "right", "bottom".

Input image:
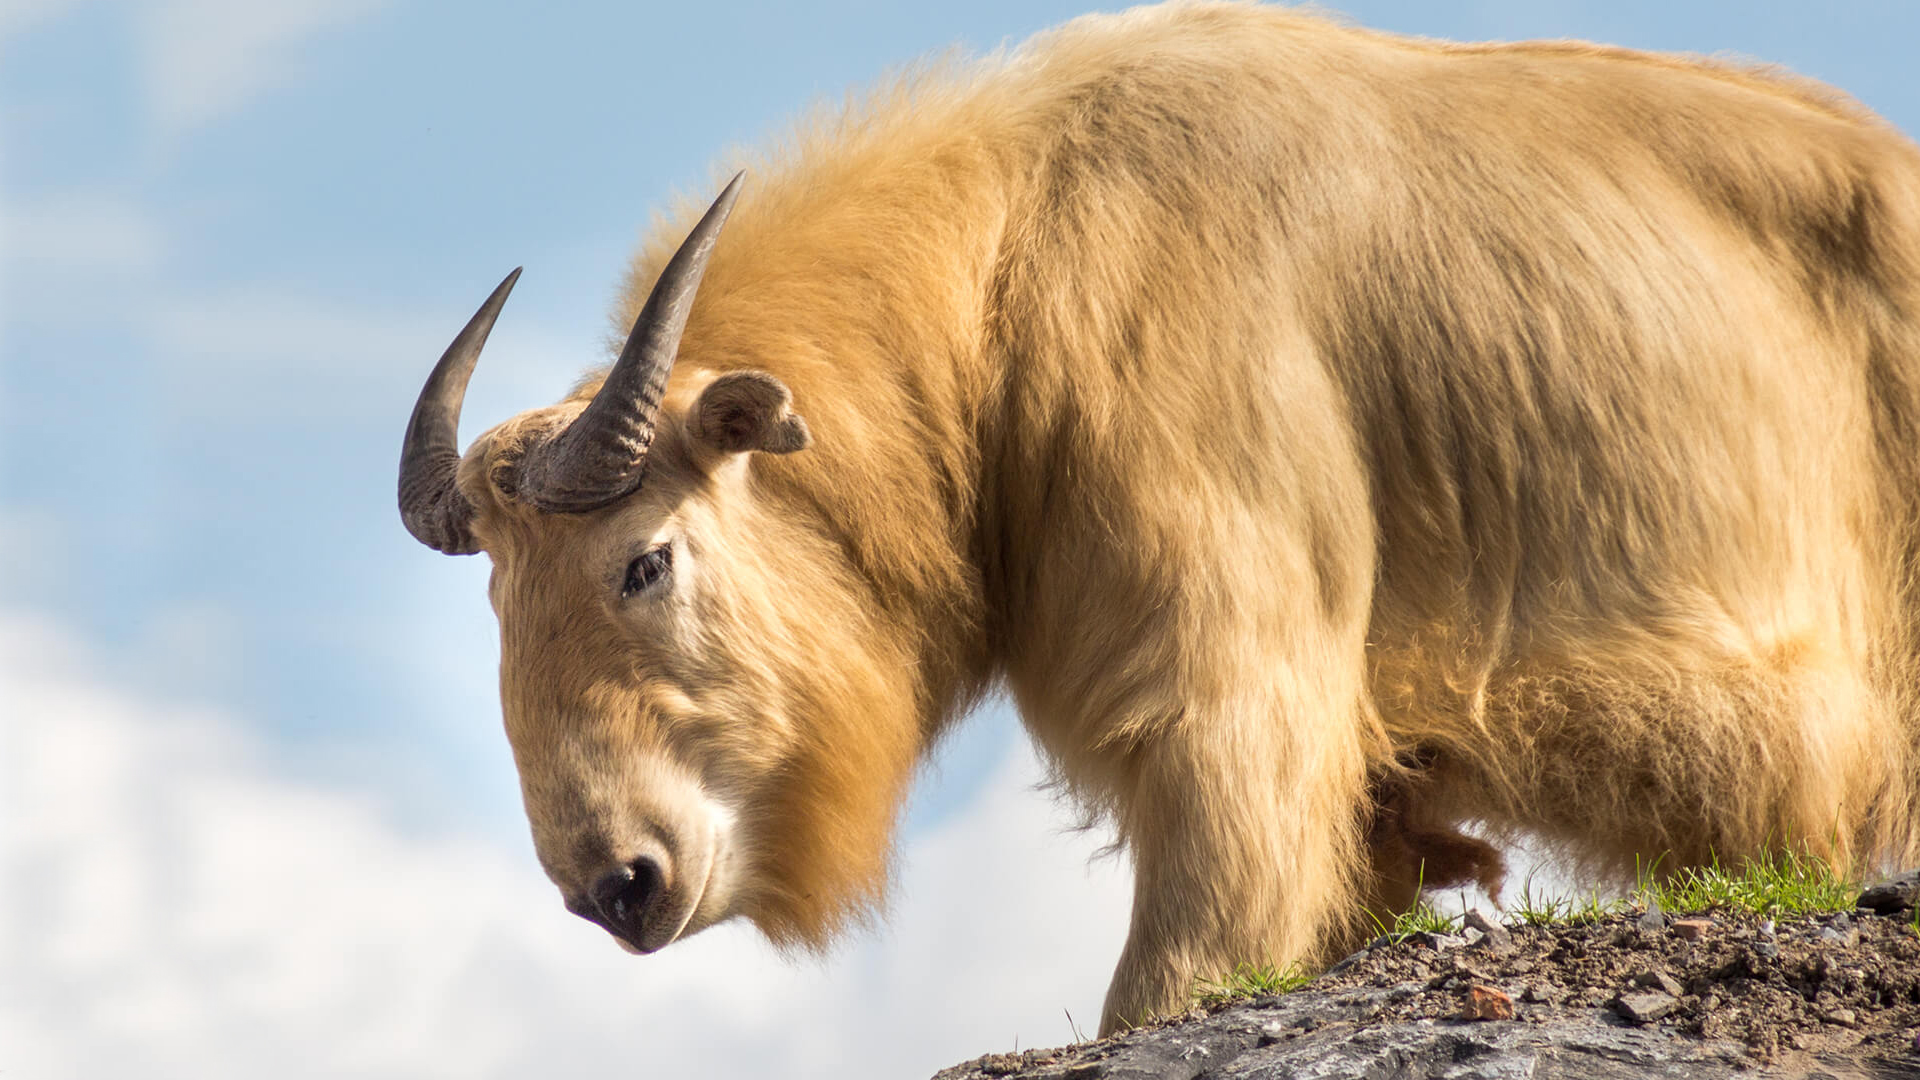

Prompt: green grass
[
  {"left": 1508, "top": 871, "right": 1628, "bottom": 927},
  {"left": 1189, "top": 894, "right": 1454, "bottom": 1008},
  {"left": 1632, "top": 848, "right": 1859, "bottom": 919},
  {"left": 1386, "top": 895, "right": 1463, "bottom": 937},
  {"left": 1188, "top": 847, "right": 1894, "bottom": 1012},
  {"left": 1192, "top": 961, "right": 1311, "bottom": 1008},
  {"left": 1499, "top": 847, "right": 1863, "bottom": 927}
]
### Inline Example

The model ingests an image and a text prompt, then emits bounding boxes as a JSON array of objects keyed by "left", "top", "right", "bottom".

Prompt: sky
[{"left": 4, "top": 2, "right": 1918, "bottom": 1078}]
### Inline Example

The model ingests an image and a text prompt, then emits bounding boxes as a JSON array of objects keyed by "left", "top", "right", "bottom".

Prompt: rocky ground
[{"left": 933, "top": 874, "right": 1920, "bottom": 1080}]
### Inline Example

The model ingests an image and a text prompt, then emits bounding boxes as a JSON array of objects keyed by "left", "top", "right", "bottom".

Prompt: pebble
[
  {"left": 1464, "top": 912, "right": 1514, "bottom": 954},
  {"left": 1614, "top": 992, "right": 1678, "bottom": 1023},
  {"left": 1462, "top": 909, "right": 1502, "bottom": 934},
  {"left": 1822, "top": 1008, "right": 1859, "bottom": 1028},
  {"left": 1521, "top": 983, "right": 1561, "bottom": 1005},
  {"left": 1632, "top": 969, "right": 1685, "bottom": 997},
  {"left": 1819, "top": 927, "right": 1857, "bottom": 947},
  {"left": 1462, "top": 984, "right": 1514, "bottom": 1021},
  {"left": 1637, "top": 901, "right": 1668, "bottom": 933},
  {"left": 1670, "top": 918, "right": 1713, "bottom": 941}
]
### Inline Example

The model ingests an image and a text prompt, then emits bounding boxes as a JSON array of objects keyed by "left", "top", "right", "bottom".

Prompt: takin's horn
[
  {"left": 398, "top": 267, "right": 522, "bottom": 555},
  {"left": 514, "top": 172, "right": 744, "bottom": 513}
]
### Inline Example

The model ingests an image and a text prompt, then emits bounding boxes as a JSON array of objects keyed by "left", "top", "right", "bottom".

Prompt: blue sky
[{"left": 5, "top": 2, "right": 1918, "bottom": 1077}]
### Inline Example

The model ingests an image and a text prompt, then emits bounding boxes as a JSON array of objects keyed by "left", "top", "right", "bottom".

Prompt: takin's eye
[{"left": 621, "top": 545, "right": 673, "bottom": 597}]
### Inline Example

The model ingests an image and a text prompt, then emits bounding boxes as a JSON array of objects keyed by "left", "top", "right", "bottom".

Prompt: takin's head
[{"left": 396, "top": 176, "right": 923, "bottom": 957}]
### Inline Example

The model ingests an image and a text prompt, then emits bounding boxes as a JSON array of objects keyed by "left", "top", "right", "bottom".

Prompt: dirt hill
[{"left": 934, "top": 875, "right": 1920, "bottom": 1080}]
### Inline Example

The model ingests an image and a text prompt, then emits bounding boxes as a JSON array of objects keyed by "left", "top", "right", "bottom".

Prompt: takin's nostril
[{"left": 590, "top": 856, "right": 664, "bottom": 930}]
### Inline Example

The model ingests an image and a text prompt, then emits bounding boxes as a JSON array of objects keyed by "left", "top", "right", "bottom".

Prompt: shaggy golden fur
[{"left": 449, "top": 2, "right": 1920, "bottom": 1034}]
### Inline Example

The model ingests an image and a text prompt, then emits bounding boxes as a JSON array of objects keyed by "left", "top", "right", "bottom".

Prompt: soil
[
  {"left": 933, "top": 901, "right": 1920, "bottom": 1079},
  {"left": 1314, "top": 907, "right": 1920, "bottom": 1064}
]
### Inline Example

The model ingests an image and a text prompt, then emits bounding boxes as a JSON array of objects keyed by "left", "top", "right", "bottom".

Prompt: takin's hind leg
[
  {"left": 1476, "top": 650, "right": 1891, "bottom": 882},
  {"left": 1362, "top": 756, "right": 1507, "bottom": 924}
]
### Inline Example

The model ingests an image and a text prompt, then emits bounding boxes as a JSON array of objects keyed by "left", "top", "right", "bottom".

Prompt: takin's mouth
[
  {"left": 573, "top": 822, "right": 728, "bottom": 955},
  {"left": 637, "top": 820, "right": 725, "bottom": 951}
]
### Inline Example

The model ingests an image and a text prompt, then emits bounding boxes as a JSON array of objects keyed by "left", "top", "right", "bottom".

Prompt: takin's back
[{"left": 951, "top": 3, "right": 1920, "bottom": 880}]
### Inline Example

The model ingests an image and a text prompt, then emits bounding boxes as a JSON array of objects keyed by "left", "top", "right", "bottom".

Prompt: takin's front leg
[{"left": 1097, "top": 702, "right": 1373, "bottom": 1034}]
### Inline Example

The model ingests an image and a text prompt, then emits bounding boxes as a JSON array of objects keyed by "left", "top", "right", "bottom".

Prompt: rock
[
  {"left": 1612, "top": 992, "right": 1678, "bottom": 1023},
  {"left": 1462, "top": 909, "right": 1513, "bottom": 954},
  {"left": 1322, "top": 949, "right": 1368, "bottom": 976},
  {"left": 1461, "top": 985, "right": 1514, "bottom": 1021},
  {"left": 1856, "top": 870, "right": 1920, "bottom": 915},
  {"left": 1632, "top": 969, "right": 1685, "bottom": 997},
  {"left": 933, "top": 910, "right": 1920, "bottom": 1079},
  {"left": 1670, "top": 918, "right": 1713, "bottom": 941},
  {"left": 1413, "top": 932, "right": 1466, "bottom": 951},
  {"left": 1637, "top": 900, "right": 1668, "bottom": 933}
]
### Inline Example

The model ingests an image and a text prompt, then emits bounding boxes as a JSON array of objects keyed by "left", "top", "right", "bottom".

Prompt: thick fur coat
[{"left": 449, "top": 2, "right": 1920, "bottom": 1033}]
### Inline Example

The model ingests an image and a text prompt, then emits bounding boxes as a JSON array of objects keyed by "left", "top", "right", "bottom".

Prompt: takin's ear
[{"left": 688, "top": 370, "right": 813, "bottom": 459}]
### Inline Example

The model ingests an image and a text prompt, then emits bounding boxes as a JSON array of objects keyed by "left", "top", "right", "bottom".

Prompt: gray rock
[
  {"left": 1816, "top": 925, "right": 1859, "bottom": 948},
  {"left": 1464, "top": 909, "right": 1515, "bottom": 953},
  {"left": 1613, "top": 992, "right": 1678, "bottom": 1023},
  {"left": 1321, "top": 948, "right": 1368, "bottom": 976},
  {"left": 936, "top": 982, "right": 1789, "bottom": 1080},
  {"left": 1520, "top": 982, "right": 1563, "bottom": 1005},
  {"left": 1631, "top": 970, "right": 1685, "bottom": 997},
  {"left": 1637, "top": 900, "right": 1668, "bottom": 933},
  {"left": 1856, "top": 870, "right": 1920, "bottom": 915}
]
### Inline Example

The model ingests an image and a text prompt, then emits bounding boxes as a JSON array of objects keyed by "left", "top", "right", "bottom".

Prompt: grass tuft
[
  {"left": 1508, "top": 871, "right": 1627, "bottom": 927},
  {"left": 1633, "top": 848, "right": 1858, "bottom": 918},
  {"left": 1389, "top": 896, "right": 1463, "bottom": 937},
  {"left": 1192, "top": 961, "right": 1311, "bottom": 1007}
]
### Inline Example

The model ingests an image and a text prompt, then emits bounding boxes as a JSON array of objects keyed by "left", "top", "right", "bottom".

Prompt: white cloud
[
  {"left": 135, "top": 283, "right": 582, "bottom": 426},
  {"left": 0, "top": 188, "right": 165, "bottom": 334},
  {"left": 0, "top": 188, "right": 165, "bottom": 278},
  {"left": 137, "top": 0, "right": 388, "bottom": 146},
  {"left": 0, "top": 607, "right": 1131, "bottom": 1080}
]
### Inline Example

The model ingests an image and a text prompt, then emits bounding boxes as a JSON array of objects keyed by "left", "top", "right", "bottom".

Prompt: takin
[{"left": 396, "top": 2, "right": 1920, "bottom": 1034}]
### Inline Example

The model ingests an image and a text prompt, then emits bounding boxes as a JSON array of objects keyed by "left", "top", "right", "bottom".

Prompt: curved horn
[
  {"left": 516, "top": 172, "right": 744, "bottom": 512},
  {"left": 398, "top": 267, "right": 522, "bottom": 555}
]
